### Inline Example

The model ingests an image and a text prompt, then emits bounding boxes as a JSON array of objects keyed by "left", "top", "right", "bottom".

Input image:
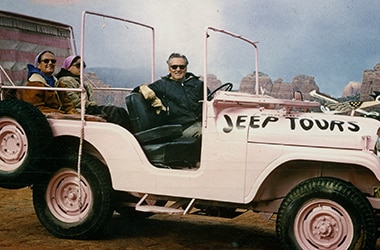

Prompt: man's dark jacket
[{"left": 148, "top": 72, "right": 204, "bottom": 129}]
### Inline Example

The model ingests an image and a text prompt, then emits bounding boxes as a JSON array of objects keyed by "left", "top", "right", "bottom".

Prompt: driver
[{"left": 135, "top": 53, "right": 205, "bottom": 138}]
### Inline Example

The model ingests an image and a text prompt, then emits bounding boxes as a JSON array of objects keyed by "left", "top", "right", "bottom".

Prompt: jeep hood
[{"left": 248, "top": 112, "right": 379, "bottom": 151}]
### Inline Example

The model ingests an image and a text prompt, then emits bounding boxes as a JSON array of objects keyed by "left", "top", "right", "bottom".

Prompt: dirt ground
[{"left": 1, "top": 187, "right": 380, "bottom": 250}]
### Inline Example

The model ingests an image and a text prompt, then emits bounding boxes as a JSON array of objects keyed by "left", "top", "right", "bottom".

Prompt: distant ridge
[
  {"left": 87, "top": 67, "right": 153, "bottom": 89},
  {"left": 87, "top": 62, "right": 380, "bottom": 102}
]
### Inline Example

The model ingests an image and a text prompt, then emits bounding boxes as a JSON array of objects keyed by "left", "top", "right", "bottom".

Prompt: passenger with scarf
[
  {"left": 56, "top": 55, "right": 131, "bottom": 130},
  {"left": 20, "top": 50, "right": 77, "bottom": 114}
]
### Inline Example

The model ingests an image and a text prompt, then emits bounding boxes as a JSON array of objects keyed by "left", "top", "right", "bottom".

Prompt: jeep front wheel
[
  {"left": 32, "top": 154, "right": 113, "bottom": 239},
  {"left": 276, "top": 177, "right": 376, "bottom": 250}
]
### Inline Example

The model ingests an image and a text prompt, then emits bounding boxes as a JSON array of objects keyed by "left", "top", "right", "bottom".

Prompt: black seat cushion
[
  {"left": 143, "top": 137, "right": 201, "bottom": 166},
  {"left": 126, "top": 92, "right": 183, "bottom": 144},
  {"left": 125, "top": 92, "right": 200, "bottom": 166},
  {"left": 134, "top": 124, "right": 183, "bottom": 144},
  {"left": 126, "top": 92, "right": 167, "bottom": 132}
]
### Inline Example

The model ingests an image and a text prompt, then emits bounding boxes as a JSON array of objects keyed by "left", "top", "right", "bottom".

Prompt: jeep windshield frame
[
  {"left": 203, "top": 27, "right": 259, "bottom": 127},
  {"left": 79, "top": 11, "right": 156, "bottom": 107},
  {"left": 74, "top": 11, "right": 156, "bottom": 194}
]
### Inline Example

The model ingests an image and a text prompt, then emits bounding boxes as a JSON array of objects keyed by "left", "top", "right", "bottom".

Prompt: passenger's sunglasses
[
  {"left": 73, "top": 63, "right": 86, "bottom": 69},
  {"left": 170, "top": 65, "right": 186, "bottom": 70},
  {"left": 41, "top": 59, "right": 57, "bottom": 64}
]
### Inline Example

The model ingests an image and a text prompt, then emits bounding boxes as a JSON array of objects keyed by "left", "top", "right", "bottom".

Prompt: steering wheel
[{"left": 207, "top": 82, "right": 233, "bottom": 101}]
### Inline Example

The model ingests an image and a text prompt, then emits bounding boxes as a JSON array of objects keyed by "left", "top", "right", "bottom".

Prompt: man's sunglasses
[
  {"left": 41, "top": 59, "right": 57, "bottom": 64},
  {"left": 170, "top": 65, "right": 186, "bottom": 70}
]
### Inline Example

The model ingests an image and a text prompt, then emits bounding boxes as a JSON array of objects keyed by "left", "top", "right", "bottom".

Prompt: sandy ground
[{"left": 1, "top": 187, "right": 380, "bottom": 250}]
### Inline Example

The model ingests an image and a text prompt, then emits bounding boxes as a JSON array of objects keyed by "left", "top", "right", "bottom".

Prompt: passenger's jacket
[
  {"left": 147, "top": 72, "right": 204, "bottom": 128},
  {"left": 56, "top": 68, "right": 97, "bottom": 113},
  {"left": 56, "top": 68, "right": 131, "bottom": 130},
  {"left": 19, "top": 65, "right": 77, "bottom": 114}
]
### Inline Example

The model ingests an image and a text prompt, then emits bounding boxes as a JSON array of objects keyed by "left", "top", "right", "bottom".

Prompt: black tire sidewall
[
  {"left": 276, "top": 177, "right": 376, "bottom": 250},
  {"left": 33, "top": 154, "right": 113, "bottom": 239},
  {"left": 0, "top": 99, "right": 52, "bottom": 188}
]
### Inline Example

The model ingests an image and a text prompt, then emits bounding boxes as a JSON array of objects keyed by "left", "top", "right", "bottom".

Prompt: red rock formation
[
  {"left": 239, "top": 72, "right": 273, "bottom": 95},
  {"left": 342, "top": 81, "right": 361, "bottom": 98},
  {"left": 360, "top": 63, "right": 380, "bottom": 101}
]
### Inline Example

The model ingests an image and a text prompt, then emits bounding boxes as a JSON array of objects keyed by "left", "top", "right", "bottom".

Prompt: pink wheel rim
[
  {"left": 294, "top": 199, "right": 353, "bottom": 249},
  {"left": 0, "top": 118, "right": 27, "bottom": 171},
  {"left": 46, "top": 168, "right": 93, "bottom": 223}
]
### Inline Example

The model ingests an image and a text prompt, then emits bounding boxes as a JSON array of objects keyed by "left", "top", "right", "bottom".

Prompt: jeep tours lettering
[{"left": 222, "top": 115, "right": 360, "bottom": 133}]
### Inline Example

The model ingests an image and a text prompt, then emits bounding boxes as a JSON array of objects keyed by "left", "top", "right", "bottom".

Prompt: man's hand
[{"left": 139, "top": 84, "right": 167, "bottom": 114}]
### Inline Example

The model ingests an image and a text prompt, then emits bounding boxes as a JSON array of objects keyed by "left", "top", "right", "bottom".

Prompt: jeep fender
[{"left": 244, "top": 144, "right": 380, "bottom": 205}]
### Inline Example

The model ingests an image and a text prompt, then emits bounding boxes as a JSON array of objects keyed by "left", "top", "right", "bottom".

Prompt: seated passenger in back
[
  {"left": 56, "top": 55, "right": 131, "bottom": 130},
  {"left": 19, "top": 50, "right": 77, "bottom": 114}
]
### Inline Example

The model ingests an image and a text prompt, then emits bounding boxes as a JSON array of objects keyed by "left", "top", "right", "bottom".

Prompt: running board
[
  {"left": 136, "top": 205, "right": 184, "bottom": 214},
  {"left": 135, "top": 194, "right": 195, "bottom": 215}
]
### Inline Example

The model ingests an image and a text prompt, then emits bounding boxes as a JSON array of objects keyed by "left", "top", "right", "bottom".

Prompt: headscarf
[{"left": 62, "top": 55, "right": 80, "bottom": 70}]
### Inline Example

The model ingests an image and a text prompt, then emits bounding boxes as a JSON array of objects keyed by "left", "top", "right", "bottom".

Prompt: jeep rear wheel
[
  {"left": 32, "top": 154, "right": 113, "bottom": 239},
  {"left": 0, "top": 99, "right": 52, "bottom": 189},
  {"left": 276, "top": 177, "right": 376, "bottom": 250}
]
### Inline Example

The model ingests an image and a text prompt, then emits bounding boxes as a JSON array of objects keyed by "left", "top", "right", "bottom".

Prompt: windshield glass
[
  {"left": 204, "top": 28, "right": 259, "bottom": 96},
  {"left": 81, "top": 11, "right": 155, "bottom": 107}
]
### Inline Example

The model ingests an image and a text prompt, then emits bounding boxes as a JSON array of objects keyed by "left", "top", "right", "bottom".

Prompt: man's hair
[{"left": 166, "top": 53, "right": 189, "bottom": 65}]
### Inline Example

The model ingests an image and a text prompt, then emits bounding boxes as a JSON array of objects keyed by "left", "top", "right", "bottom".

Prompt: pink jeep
[{"left": 1, "top": 11, "right": 380, "bottom": 250}]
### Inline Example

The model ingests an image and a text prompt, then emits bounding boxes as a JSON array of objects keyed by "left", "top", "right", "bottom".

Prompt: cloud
[
  {"left": 2, "top": 0, "right": 380, "bottom": 96},
  {"left": 217, "top": 0, "right": 379, "bottom": 96},
  {"left": 31, "top": 0, "right": 81, "bottom": 5},
  {"left": 134, "top": 1, "right": 225, "bottom": 74}
]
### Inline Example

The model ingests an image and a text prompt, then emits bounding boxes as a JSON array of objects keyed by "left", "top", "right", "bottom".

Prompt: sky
[{"left": 1, "top": 0, "right": 379, "bottom": 97}]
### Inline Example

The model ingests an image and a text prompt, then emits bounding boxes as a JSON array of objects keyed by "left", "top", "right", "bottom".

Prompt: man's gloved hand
[
  {"left": 139, "top": 84, "right": 156, "bottom": 100},
  {"left": 139, "top": 84, "right": 167, "bottom": 114},
  {"left": 151, "top": 98, "right": 167, "bottom": 114}
]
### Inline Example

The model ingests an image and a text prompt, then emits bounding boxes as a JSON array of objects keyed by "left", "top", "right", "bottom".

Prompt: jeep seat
[{"left": 125, "top": 92, "right": 200, "bottom": 167}]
